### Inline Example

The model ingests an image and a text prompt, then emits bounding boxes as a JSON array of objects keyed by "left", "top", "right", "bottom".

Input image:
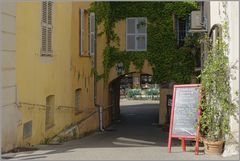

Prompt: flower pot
[{"left": 203, "top": 140, "right": 224, "bottom": 155}]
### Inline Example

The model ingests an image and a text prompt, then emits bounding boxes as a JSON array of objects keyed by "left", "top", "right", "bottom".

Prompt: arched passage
[{"left": 108, "top": 71, "right": 157, "bottom": 123}]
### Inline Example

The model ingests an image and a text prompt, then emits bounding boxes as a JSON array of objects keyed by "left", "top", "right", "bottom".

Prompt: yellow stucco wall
[
  {"left": 16, "top": 1, "right": 154, "bottom": 147},
  {"left": 70, "top": 2, "right": 95, "bottom": 123},
  {"left": 16, "top": 1, "right": 97, "bottom": 146}
]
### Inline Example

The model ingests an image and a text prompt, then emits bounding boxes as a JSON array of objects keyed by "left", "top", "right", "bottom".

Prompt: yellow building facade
[
  {"left": 15, "top": 1, "right": 153, "bottom": 147},
  {"left": 3, "top": 1, "right": 237, "bottom": 156},
  {"left": 16, "top": 1, "right": 98, "bottom": 146}
]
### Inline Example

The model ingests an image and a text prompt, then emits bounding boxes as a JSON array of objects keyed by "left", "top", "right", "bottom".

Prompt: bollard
[{"left": 99, "top": 106, "right": 104, "bottom": 132}]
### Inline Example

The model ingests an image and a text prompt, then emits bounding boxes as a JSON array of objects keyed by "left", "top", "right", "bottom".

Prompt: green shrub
[
  {"left": 145, "top": 88, "right": 160, "bottom": 96},
  {"left": 127, "top": 89, "right": 141, "bottom": 98}
]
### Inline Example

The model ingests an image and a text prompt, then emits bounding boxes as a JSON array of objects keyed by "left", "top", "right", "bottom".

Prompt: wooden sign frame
[{"left": 168, "top": 84, "right": 201, "bottom": 155}]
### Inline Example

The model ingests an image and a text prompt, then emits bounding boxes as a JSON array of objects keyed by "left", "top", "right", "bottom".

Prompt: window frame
[
  {"left": 176, "top": 16, "right": 189, "bottom": 48},
  {"left": 45, "top": 95, "right": 55, "bottom": 130},
  {"left": 126, "top": 17, "right": 147, "bottom": 51}
]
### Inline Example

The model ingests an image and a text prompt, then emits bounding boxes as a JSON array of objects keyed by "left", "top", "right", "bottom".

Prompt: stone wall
[{"left": 1, "top": 2, "right": 21, "bottom": 153}]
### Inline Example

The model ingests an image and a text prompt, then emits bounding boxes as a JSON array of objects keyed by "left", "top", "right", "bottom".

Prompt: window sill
[
  {"left": 79, "top": 55, "right": 92, "bottom": 58},
  {"left": 79, "top": 51, "right": 93, "bottom": 57},
  {"left": 23, "top": 135, "right": 32, "bottom": 140},
  {"left": 125, "top": 50, "right": 147, "bottom": 52},
  {"left": 41, "top": 54, "right": 53, "bottom": 57}
]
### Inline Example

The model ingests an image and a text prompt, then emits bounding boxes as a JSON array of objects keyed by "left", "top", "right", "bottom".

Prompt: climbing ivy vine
[
  {"left": 90, "top": 1, "right": 200, "bottom": 84},
  {"left": 199, "top": 2, "right": 238, "bottom": 141}
]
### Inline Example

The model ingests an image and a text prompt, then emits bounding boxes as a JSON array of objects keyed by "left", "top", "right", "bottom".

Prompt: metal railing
[{"left": 17, "top": 101, "right": 114, "bottom": 143}]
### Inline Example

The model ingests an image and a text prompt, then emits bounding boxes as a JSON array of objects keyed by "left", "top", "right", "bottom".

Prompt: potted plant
[{"left": 199, "top": 24, "right": 237, "bottom": 155}]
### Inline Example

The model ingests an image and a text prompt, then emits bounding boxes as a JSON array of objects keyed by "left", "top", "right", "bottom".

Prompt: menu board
[{"left": 171, "top": 86, "right": 200, "bottom": 136}]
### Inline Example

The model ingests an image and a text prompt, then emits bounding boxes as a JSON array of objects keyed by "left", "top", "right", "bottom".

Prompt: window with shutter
[
  {"left": 41, "top": 1, "right": 53, "bottom": 56},
  {"left": 126, "top": 17, "right": 147, "bottom": 51},
  {"left": 89, "top": 12, "right": 95, "bottom": 56}
]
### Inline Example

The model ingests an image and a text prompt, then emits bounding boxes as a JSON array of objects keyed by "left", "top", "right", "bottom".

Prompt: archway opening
[{"left": 106, "top": 72, "right": 169, "bottom": 147}]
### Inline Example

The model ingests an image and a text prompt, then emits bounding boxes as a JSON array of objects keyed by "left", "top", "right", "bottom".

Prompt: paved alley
[{"left": 2, "top": 100, "right": 239, "bottom": 160}]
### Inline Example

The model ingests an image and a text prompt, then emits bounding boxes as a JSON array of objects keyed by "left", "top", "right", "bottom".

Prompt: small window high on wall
[
  {"left": 46, "top": 95, "right": 55, "bottom": 129},
  {"left": 41, "top": 1, "right": 53, "bottom": 56},
  {"left": 75, "top": 89, "right": 81, "bottom": 113},
  {"left": 126, "top": 17, "right": 147, "bottom": 51}
]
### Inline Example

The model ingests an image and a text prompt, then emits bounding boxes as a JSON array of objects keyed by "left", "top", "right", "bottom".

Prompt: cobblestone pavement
[{"left": 2, "top": 100, "right": 239, "bottom": 160}]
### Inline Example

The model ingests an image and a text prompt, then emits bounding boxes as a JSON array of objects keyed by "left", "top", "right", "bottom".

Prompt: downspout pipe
[{"left": 93, "top": 21, "right": 104, "bottom": 132}]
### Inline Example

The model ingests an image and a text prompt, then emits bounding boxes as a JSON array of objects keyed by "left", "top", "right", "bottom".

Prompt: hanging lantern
[{"left": 116, "top": 62, "right": 124, "bottom": 75}]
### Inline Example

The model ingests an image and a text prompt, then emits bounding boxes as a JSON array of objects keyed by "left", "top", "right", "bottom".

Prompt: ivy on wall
[
  {"left": 90, "top": 1, "right": 200, "bottom": 84},
  {"left": 199, "top": 2, "right": 238, "bottom": 141}
]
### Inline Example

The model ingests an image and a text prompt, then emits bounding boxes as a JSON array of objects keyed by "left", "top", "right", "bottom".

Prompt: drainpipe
[
  {"left": 93, "top": 19, "right": 97, "bottom": 107},
  {"left": 0, "top": 1, "right": 2, "bottom": 154},
  {"left": 93, "top": 19, "right": 104, "bottom": 132}
]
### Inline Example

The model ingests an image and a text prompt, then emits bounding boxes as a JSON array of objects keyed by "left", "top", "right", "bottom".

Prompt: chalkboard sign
[
  {"left": 172, "top": 87, "right": 199, "bottom": 136},
  {"left": 168, "top": 84, "right": 201, "bottom": 155}
]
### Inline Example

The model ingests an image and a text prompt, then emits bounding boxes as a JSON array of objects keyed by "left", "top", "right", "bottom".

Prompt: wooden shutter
[
  {"left": 41, "top": 26, "right": 47, "bottom": 54},
  {"left": 41, "top": 1, "right": 53, "bottom": 56},
  {"left": 80, "top": 9, "right": 84, "bottom": 56},
  {"left": 136, "top": 18, "right": 147, "bottom": 51},
  {"left": 89, "top": 12, "right": 95, "bottom": 56},
  {"left": 47, "top": 27, "right": 52, "bottom": 53},
  {"left": 47, "top": 1, "right": 53, "bottom": 54},
  {"left": 41, "top": 1, "right": 47, "bottom": 55},
  {"left": 126, "top": 18, "right": 135, "bottom": 51},
  {"left": 47, "top": 1, "right": 53, "bottom": 25},
  {"left": 42, "top": 1, "right": 47, "bottom": 23}
]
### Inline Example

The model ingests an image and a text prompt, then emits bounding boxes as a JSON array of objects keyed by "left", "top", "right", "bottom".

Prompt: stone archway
[{"left": 108, "top": 71, "right": 154, "bottom": 121}]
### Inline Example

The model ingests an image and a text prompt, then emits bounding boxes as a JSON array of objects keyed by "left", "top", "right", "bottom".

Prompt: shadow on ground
[{"left": 3, "top": 102, "right": 205, "bottom": 160}]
